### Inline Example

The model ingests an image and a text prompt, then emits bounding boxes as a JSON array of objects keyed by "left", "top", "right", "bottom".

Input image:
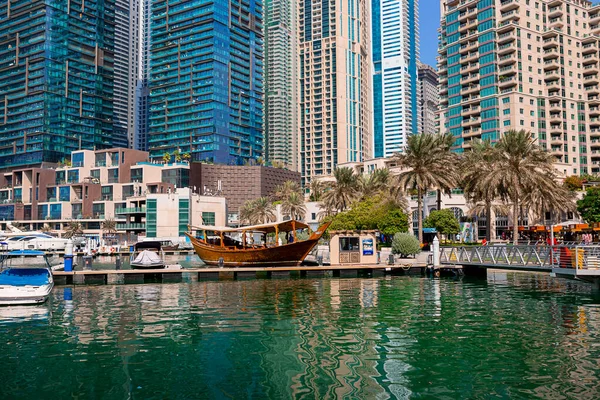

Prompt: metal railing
[{"left": 440, "top": 245, "right": 600, "bottom": 270}]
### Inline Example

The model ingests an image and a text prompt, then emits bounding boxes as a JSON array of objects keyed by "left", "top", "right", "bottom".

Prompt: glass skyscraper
[
  {"left": 0, "top": 0, "right": 117, "bottom": 169},
  {"left": 371, "top": 0, "right": 420, "bottom": 158},
  {"left": 148, "top": 0, "right": 264, "bottom": 165}
]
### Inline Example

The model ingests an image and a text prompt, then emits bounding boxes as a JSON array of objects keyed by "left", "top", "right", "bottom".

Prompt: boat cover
[
  {"left": 0, "top": 268, "right": 50, "bottom": 286},
  {"left": 132, "top": 250, "right": 163, "bottom": 266}
]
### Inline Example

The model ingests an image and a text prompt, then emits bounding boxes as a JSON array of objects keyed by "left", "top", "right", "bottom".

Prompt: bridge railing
[{"left": 439, "top": 245, "right": 600, "bottom": 270}]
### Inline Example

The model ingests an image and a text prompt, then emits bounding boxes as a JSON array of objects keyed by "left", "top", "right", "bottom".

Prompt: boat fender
[{"left": 110, "top": 247, "right": 116, "bottom": 254}]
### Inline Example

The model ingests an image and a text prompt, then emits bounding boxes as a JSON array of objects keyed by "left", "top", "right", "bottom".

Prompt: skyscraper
[
  {"left": 114, "top": 0, "right": 141, "bottom": 148},
  {"left": 438, "top": 0, "right": 600, "bottom": 176},
  {"left": 299, "top": 0, "right": 372, "bottom": 185},
  {"left": 265, "top": 0, "right": 299, "bottom": 170},
  {"left": 147, "top": 0, "right": 264, "bottom": 165},
  {"left": 418, "top": 63, "right": 439, "bottom": 135},
  {"left": 134, "top": 0, "right": 151, "bottom": 151},
  {"left": 371, "top": 0, "right": 420, "bottom": 158},
  {"left": 0, "top": 0, "right": 117, "bottom": 169}
]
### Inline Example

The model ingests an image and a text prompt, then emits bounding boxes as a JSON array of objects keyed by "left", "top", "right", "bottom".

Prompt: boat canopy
[
  {"left": 189, "top": 220, "right": 310, "bottom": 234},
  {"left": 5, "top": 250, "right": 46, "bottom": 257},
  {"left": 0, "top": 268, "right": 50, "bottom": 286}
]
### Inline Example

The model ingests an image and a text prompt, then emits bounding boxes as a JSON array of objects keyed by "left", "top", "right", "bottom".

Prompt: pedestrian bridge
[{"left": 439, "top": 245, "right": 600, "bottom": 285}]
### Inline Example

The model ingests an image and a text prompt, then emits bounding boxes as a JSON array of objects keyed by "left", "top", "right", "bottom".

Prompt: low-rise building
[{"left": 0, "top": 148, "right": 225, "bottom": 241}]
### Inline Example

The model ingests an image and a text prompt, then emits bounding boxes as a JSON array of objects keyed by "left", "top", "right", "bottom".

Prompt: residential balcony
[
  {"left": 498, "top": 30, "right": 517, "bottom": 45},
  {"left": 498, "top": 42, "right": 516, "bottom": 55},
  {"left": 544, "top": 70, "right": 560, "bottom": 81},
  {"left": 497, "top": 20, "right": 518, "bottom": 33},
  {"left": 543, "top": 58, "right": 560, "bottom": 71},
  {"left": 547, "top": 5, "right": 563, "bottom": 19},
  {"left": 500, "top": 0, "right": 519, "bottom": 11},
  {"left": 591, "top": 128, "right": 600, "bottom": 137},
  {"left": 591, "top": 139, "right": 600, "bottom": 147},
  {"left": 550, "top": 135, "right": 563, "bottom": 144},
  {"left": 590, "top": 117, "right": 600, "bottom": 126},
  {"left": 115, "top": 207, "right": 146, "bottom": 215},
  {"left": 590, "top": 95, "right": 600, "bottom": 105},
  {"left": 463, "top": 127, "right": 481, "bottom": 137},
  {"left": 550, "top": 147, "right": 564, "bottom": 155},
  {"left": 583, "top": 53, "right": 599, "bottom": 65},
  {"left": 498, "top": 53, "right": 517, "bottom": 66},
  {"left": 583, "top": 63, "right": 599, "bottom": 75},
  {"left": 461, "top": 62, "right": 479, "bottom": 73},
  {"left": 462, "top": 117, "right": 481, "bottom": 127},
  {"left": 499, "top": 64, "right": 517, "bottom": 76},
  {"left": 549, "top": 102, "right": 561, "bottom": 112},
  {"left": 543, "top": 47, "right": 560, "bottom": 60},
  {"left": 500, "top": 9, "right": 520, "bottom": 22},
  {"left": 546, "top": 80, "right": 560, "bottom": 88},
  {"left": 590, "top": 106, "right": 600, "bottom": 116},
  {"left": 116, "top": 223, "right": 146, "bottom": 231},
  {"left": 542, "top": 36, "right": 559, "bottom": 49},
  {"left": 586, "top": 85, "right": 600, "bottom": 95},
  {"left": 582, "top": 42, "right": 598, "bottom": 55},
  {"left": 550, "top": 124, "right": 563, "bottom": 134},
  {"left": 585, "top": 74, "right": 599, "bottom": 85},
  {"left": 461, "top": 73, "right": 479, "bottom": 84},
  {"left": 460, "top": 51, "right": 479, "bottom": 64},
  {"left": 548, "top": 89, "right": 561, "bottom": 98},
  {"left": 499, "top": 76, "right": 517, "bottom": 88},
  {"left": 549, "top": 113, "right": 562, "bottom": 123},
  {"left": 590, "top": 12, "right": 600, "bottom": 26},
  {"left": 548, "top": 17, "right": 564, "bottom": 28},
  {"left": 461, "top": 84, "right": 480, "bottom": 95},
  {"left": 462, "top": 105, "right": 480, "bottom": 116}
]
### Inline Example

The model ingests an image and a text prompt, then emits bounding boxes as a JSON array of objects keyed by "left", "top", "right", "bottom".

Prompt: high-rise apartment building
[
  {"left": 148, "top": 0, "right": 265, "bottom": 165},
  {"left": 0, "top": 0, "right": 117, "bottom": 170},
  {"left": 299, "top": 0, "right": 373, "bottom": 184},
  {"left": 418, "top": 63, "right": 439, "bottom": 135},
  {"left": 134, "top": 0, "right": 151, "bottom": 151},
  {"left": 372, "top": 0, "right": 420, "bottom": 157},
  {"left": 265, "top": 0, "right": 299, "bottom": 170},
  {"left": 438, "top": 0, "right": 600, "bottom": 175},
  {"left": 114, "top": 0, "right": 141, "bottom": 148}
]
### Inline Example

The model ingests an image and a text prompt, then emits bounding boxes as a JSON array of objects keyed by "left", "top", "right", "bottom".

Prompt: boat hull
[
  {"left": 186, "top": 236, "right": 321, "bottom": 267},
  {"left": 0, "top": 283, "right": 53, "bottom": 306},
  {"left": 130, "top": 263, "right": 166, "bottom": 270}
]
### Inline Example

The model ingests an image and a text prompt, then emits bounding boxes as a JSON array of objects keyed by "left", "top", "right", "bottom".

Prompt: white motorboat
[
  {"left": 0, "top": 266, "right": 54, "bottom": 306},
  {"left": 1, "top": 232, "right": 69, "bottom": 251},
  {"left": 130, "top": 241, "right": 166, "bottom": 269}
]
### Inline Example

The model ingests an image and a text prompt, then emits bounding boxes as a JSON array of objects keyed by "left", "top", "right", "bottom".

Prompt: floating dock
[{"left": 52, "top": 264, "right": 428, "bottom": 285}]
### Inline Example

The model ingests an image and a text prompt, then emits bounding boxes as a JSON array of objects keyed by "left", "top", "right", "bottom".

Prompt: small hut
[{"left": 329, "top": 230, "right": 378, "bottom": 266}]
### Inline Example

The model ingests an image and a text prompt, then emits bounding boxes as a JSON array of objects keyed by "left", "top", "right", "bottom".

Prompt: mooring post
[
  {"left": 64, "top": 239, "right": 74, "bottom": 272},
  {"left": 433, "top": 236, "right": 440, "bottom": 267}
]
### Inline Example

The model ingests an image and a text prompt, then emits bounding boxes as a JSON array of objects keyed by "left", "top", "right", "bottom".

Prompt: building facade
[
  {"left": 0, "top": 0, "right": 117, "bottom": 170},
  {"left": 114, "top": 0, "right": 141, "bottom": 148},
  {"left": 189, "top": 163, "right": 301, "bottom": 224},
  {"left": 438, "top": 0, "right": 600, "bottom": 176},
  {"left": 134, "top": 0, "right": 151, "bottom": 151},
  {"left": 418, "top": 63, "right": 439, "bottom": 135},
  {"left": 265, "top": 0, "right": 299, "bottom": 170},
  {"left": 147, "top": 0, "right": 265, "bottom": 165},
  {"left": 299, "top": 0, "right": 373, "bottom": 185},
  {"left": 372, "top": 0, "right": 420, "bottom": 157},
  {"left": 0, "top": 148, "right": 225, "bottom": 239}
]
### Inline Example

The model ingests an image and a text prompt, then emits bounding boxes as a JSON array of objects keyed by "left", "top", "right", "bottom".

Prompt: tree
[
  {"left": 40, "top": 224, "right": 52, "bottom": 234},
  {"left": 392, "top": 233, "right": 421, "bottom": 257},
  {"left": 240, "top": 197, "right": 275, "bottom": 225},
  {"left": 321, "top": 167, "right": 360, "bottom": 213},
  {"left": 482, "top": 130, "right": 575, "bottom": 244},
  {"left": 309, "top": 179, "right": 325, "bottom": 202},
  {"left": 461, "top": 139, "right": 502, "bottom": 242},
  {"left": 377, "top": 209, "right": 409, "bottom": 236},
  {"left": 564, "top": 175, "right": 584, "bottom": 191},
  {"left": 424, "top": 209, "right": 460, "bottom": 239},
  {"left": 173, "top": 149, "right": 182, "bottom": 162},
  {"left": 281, "top": 191, "right": 307, "bottom": 220},
  {"left": 577, "top": 187, "right": 600, "bottom": 223},
  {"left": 273, "top": 180, "right": 301, "bottom": 201},
  {"left": 102, "top": 218, "right": 118, "bottom": 235},
  {"left": 394, "top": 133, "right": 459, "bottom": 243},
  {"left": 182, "top": 153, "right": 191, "bottom": 162},
  {"left": 63, "top": 221, "right": 83, "bottom": 238},
  {"left": 162, "top": 152, "right": 171, "bottom": 164}
]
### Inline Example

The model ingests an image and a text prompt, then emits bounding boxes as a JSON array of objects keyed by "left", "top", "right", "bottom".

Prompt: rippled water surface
[{"left": 2, "top": 272, "right": 600, "bottom": 399}]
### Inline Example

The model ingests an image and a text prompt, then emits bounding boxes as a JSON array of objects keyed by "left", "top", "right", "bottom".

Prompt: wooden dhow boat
[{"left": 185, "top": 220, "right": 330, "bottom": 267}]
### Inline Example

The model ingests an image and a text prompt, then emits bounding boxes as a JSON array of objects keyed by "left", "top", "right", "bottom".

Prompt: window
[
  {"left": 202, "top": 212, "right": 216, "bottom": 226},
  {"left": 146, "top": 200, "right": 157, "bottom": 238},
  {"left": 59, "top": 186, "right": 70, "bottom": 202},
  {"left": 340, "top": 237, "right": 360, "bottom": 251},
  {"left": 179, "top": 199, "right": 189, "bottom": 237},
  {"left": 101, "top": 186, "right": 113, "bottom": 201}
]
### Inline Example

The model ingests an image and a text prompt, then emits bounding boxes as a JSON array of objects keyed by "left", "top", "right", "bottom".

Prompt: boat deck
[{"left": 52, "top": 264, "right": 428, "bottom": 285}]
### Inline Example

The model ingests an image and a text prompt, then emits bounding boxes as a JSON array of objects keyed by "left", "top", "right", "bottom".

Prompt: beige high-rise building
[
  {"left": 299, "top": 0, "right": 372, "bottom": 185},
  {"left": 438, "top": 0, "right": 600, "bottom": 176}
]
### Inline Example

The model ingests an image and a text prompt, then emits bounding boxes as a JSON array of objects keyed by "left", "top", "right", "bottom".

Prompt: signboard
[{"left": 362, "top": 238, "right": 374, "bottom": 256}]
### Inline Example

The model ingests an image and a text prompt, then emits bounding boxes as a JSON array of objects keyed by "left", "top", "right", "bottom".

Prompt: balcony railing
[
  {"left": 115, "top": 207, "right": 146, "bottom": 214},
  {"left": 116, "top": 223, "right": 146, "bottom": 231}
]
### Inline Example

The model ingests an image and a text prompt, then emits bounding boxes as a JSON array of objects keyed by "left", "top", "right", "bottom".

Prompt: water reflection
[{"left": 1, "top": 274, "right": 600, "bottom": 398}]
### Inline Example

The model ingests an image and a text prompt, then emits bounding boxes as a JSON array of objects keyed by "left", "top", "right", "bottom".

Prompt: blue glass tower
[
  {"left": 371, "top": 0, "right": 420, "bottom": 158},
  {"left": 148, "top": 0, "right": 264, "bottom": 165},
  {"left": 0, "top": 0, "right": 117, "bottom": 169}
]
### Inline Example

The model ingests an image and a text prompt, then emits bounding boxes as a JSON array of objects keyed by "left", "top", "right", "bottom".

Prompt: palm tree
[
  {"left": 358, "top": 168, "right": 390, "bottom": 198},
  {"left": 281, "top": 191, "right": 307, "bottom": 220},
  {"left": 273, "top": 180, "right": 301, "bottom": 201},
  {"left": 173, "top": 149, "right": 182, "bottom": 162},
  {"left": 102, "top": 218, "right": 118, "bottom": 235},
  {"left": 461, "top": 139, "right": 502, "bottom": 241},
  {"left": 40, "top": 224, "right": 53, "bottom": 234},
  {"left": 394, "top": 133, "right": 460, "bottom": 243},
  {"left": 321, "top": 167, "right": 360, "bottom": 213},
  {"left": 63, "top": 221, "right": 84, "bottom": 239},
  {"left": 240, "top": 197, "right": 276, "bottom": 225},
  {"left": 308, "top": 179, "right": 325, "bottom": 202},
  {"left": 482, "top": 129, "right": 571, "bottom": 244},
  {"left": 162, "top": 152, "right": 171, "bottom": 164}
]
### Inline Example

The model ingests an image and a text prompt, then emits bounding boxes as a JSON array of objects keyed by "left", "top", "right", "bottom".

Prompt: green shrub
[{"left": 391, "top": 233, "right": 421, "bottom": 257}]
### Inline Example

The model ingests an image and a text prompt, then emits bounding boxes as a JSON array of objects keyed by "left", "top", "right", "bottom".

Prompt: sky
[{"left": 419, "top": 0, "right": 441, "bottom": 68}]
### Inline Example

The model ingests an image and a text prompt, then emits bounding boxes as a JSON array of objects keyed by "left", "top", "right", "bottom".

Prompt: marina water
[{"left": 2, "top": 273, "right": 600, "bottom": 398}]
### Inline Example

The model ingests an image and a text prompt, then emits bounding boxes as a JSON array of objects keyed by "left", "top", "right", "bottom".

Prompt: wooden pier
[{"left": 52, "top": 264, "right": 428, "bottom": 285}]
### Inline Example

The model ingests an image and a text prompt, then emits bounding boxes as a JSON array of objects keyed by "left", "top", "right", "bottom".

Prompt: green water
[{"left": 2, "top": 273, "right": 600, "bottom": 399}]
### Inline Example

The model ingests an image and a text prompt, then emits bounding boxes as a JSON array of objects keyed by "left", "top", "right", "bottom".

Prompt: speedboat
[
  {"left": 1, "top": 232, "right": 69, "bottom": 251},
  {"left": 0, "top": 267, "right": 54, "bottom": 305},
  {"left": 130, "top": 241, "right": 166, "bottom": 269}
]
